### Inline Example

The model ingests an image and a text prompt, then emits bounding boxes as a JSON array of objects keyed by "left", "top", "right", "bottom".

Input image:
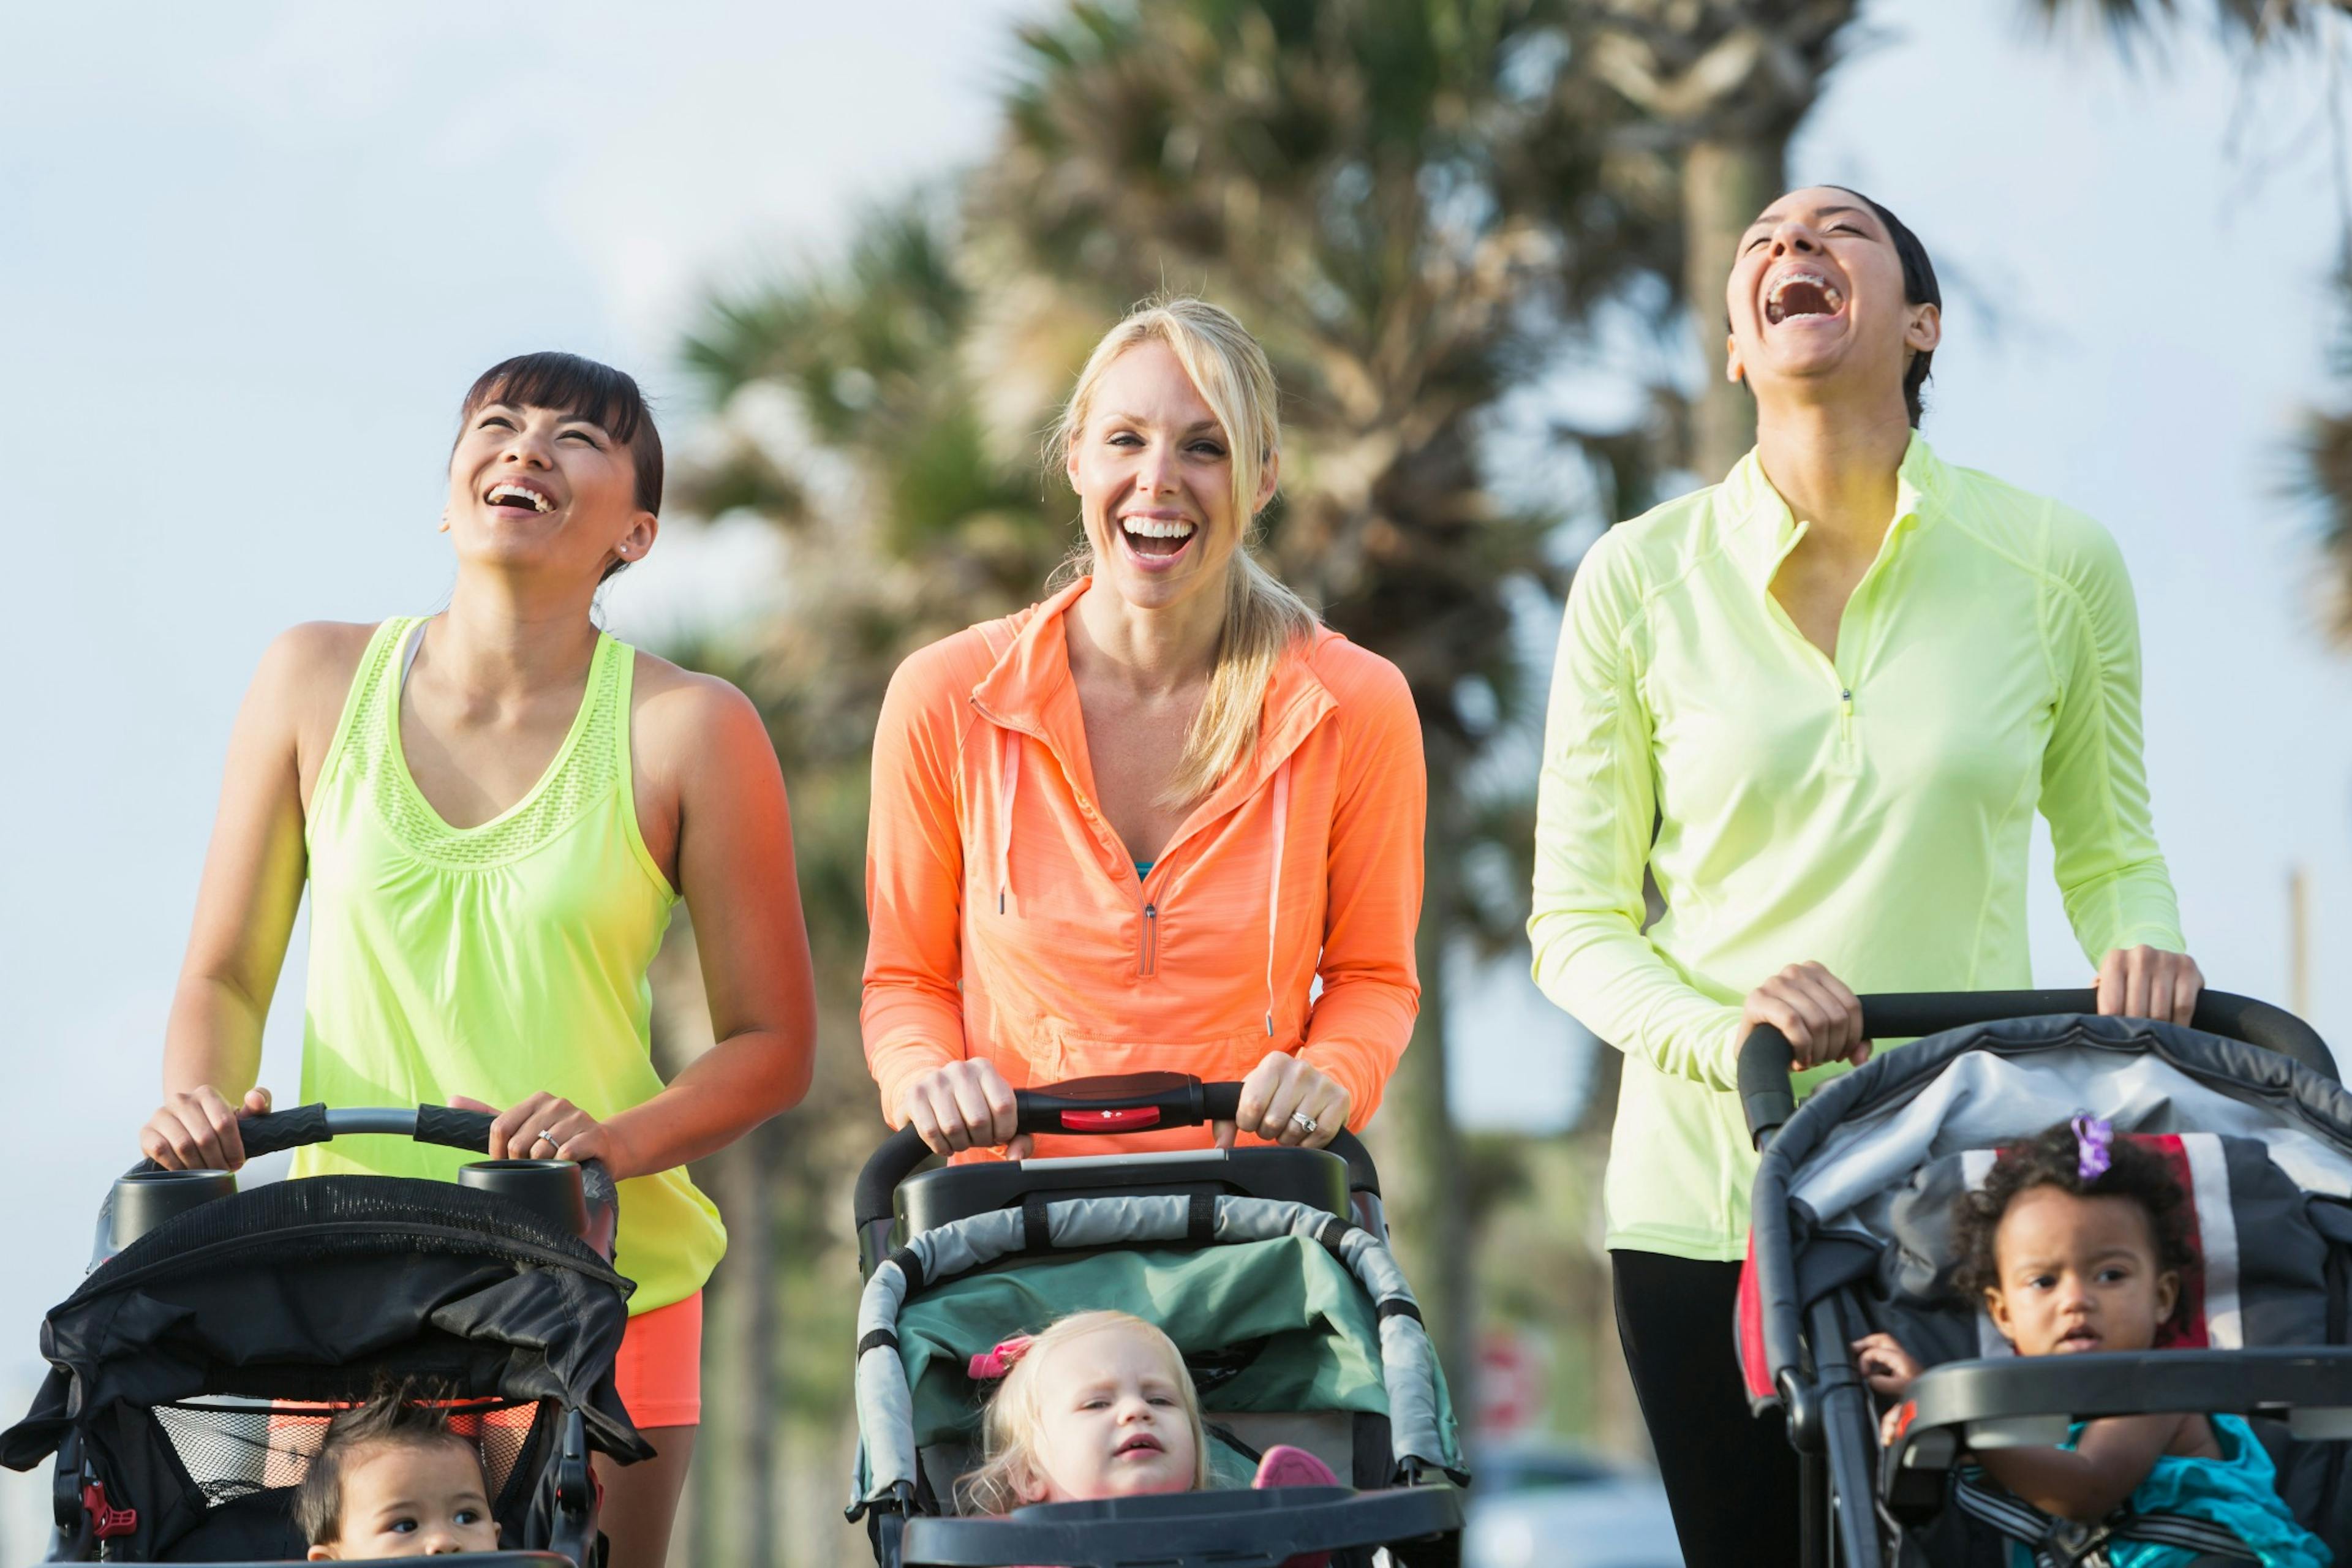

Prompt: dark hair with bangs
[
  {"left": 456, "top": 354, "right": 663, "bottom": 580},
  {"left": 1827, "top": 187, "right": 1942, "bottom": 428},
  {"left": 292, "top": 1388, "right": 486, "bottom": 1546}
]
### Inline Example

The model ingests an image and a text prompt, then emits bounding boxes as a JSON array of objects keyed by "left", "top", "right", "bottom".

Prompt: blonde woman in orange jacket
[{"left": 862, "top": 298, "right": 1426, "bottom": 1160}]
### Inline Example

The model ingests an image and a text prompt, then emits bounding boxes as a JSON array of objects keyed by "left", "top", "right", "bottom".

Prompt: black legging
[{"left": 1612, "top": 1249, "right": 1801, "bottom": 1568}]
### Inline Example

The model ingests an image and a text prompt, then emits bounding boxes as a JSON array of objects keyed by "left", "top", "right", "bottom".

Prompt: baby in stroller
[
  {"left": 956, "top": 1310, "right": 1343, "bottom": 1568},
  {"left": 296, "top": 1395, "right": 500, "bottom": 1560},
  {"left": 1847, "top": 1117, "right": 2328, "bottom": 1566},
  {"left": 848, "top": 1071, "right": 1468, "bottom": 1568},
  {"left": 2, "top": 1104, "right": 647, "bottom": 1566},
  {"left": 1735, "top": 989, "right": 2352, "bottom": 1568},
  {"left": 957, "top": 1310, "right": 1337, "bottom": 1513}
]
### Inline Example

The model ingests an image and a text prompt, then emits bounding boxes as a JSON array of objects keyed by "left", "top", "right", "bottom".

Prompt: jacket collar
[
  {"left": 968, "top": 576, "right": 1338, "bottom": 817},
  {"left": 1716, "top": 431, "right": 1948, "bottom": 592}
]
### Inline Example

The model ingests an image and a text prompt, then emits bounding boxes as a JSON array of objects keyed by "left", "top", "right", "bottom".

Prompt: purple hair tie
[{"left": 2071, "top": 1115, "right": 2114, "bottom": 1183}]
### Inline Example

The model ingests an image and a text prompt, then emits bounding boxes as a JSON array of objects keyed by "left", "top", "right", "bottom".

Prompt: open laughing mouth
[
  {"left": 484, "top": 479, "right": 557, "bottom": 517},
  {"left": 1763, "top": 269, "right": 1846, "bottom": 326},
  {"left": 1119, "top": 512, "right": 1196, "bottom": 562}
]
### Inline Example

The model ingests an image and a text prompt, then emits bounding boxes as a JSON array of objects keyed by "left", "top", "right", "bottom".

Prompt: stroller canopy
[
  {"left": 1744, "top": 1013, "right": 2352, "bottom": 1406},
  {"left": 852, "top": 1192, "right": 1463, "bottom": 1517},
  {"left": 4, "top": 1174, "right": 650, "bottom": 1564}
]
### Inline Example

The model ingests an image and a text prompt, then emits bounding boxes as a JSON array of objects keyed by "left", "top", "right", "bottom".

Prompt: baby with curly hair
[{"left": 1851, "top": 1117, "right": 2327, "bottom": 1566}]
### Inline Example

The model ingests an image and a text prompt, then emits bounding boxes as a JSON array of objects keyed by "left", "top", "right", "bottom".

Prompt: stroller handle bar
[
  {"left": 851, "top": 1072, "right": 1379, "bottom": 1235},
  {"left": 123, "top": 1103, "right": 619, "bottom": 1240},
  {"left": 1738, "top": 989, "right": 2336, "bottom": 1150}
]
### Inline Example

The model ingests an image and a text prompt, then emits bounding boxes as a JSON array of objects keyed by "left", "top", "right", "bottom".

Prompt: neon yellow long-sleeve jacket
[{"left": 1529, "top": 436, "right": 2184, "bottom": 1259}]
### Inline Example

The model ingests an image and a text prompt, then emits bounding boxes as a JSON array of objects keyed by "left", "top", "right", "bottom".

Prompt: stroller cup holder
[
  {"left": 106, "top": 1168, "right": 238, "bottom": 1252},
  {"left": 94, "top": 1104, "right": 619, "bottom": 1270},
  {"left": 460, "top": 1159, "right": 591, "bottom": 1240}
]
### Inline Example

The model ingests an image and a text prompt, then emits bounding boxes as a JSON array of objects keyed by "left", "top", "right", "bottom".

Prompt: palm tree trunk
[
  {"left": 1684, "top": 134, "right": 1789, "bottom": 481},
  {"left": 1381, "top": 799, "right": 1472, "bottom": 1393},
  {"left": 710, "top": 1131, "right": 778, "bottom": 1568}
]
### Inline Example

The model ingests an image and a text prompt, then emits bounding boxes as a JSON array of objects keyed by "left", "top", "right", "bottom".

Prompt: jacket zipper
[{"left": 1139, "top": 902, "right": 1158, "bottom": 978}]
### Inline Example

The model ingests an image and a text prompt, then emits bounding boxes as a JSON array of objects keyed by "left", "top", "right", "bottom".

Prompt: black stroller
[
  {"left": 2, "top": 1106, "right": 653, "bottom": 1566},
  {"left": 1737, "top": 989, "right": 2352, "bottom": 1567},
  {"left": 846, "top": 1072, "right": 1469, "bottom": 1568}
]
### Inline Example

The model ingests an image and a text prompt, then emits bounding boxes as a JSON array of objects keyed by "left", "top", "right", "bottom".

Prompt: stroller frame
[
  {"left": 848, "top": 1071, "right": 1467, "bottom": 1568},
  {"left": 8, "top": 1104, "right": 642, "bottom": 1568},
  {"left": 1739, "top": 988, "right": 2350, "bottom": 1568}
]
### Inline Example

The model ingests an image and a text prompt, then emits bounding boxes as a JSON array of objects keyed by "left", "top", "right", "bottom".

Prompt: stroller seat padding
[
  {"left": 851, "top": 1193, "right": 1463, "bottom": 1527},
  {"left": 1864, "top": 1132, "right": 2332, "bottom": 1370},
  {"left": 894, "top": 1236, "right": 1391, "bottom": 1446}
]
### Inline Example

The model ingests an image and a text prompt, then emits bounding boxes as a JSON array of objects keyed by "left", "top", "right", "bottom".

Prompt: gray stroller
[{"left": 1736, "top": 989, "right": 2352, "bottom": 1568}]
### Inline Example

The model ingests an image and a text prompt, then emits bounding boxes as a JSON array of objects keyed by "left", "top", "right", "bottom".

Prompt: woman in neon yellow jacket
[
  {"left": 1528, "top": 188, "right": 2201, "bottom": 1568},
  {"left": 136, "top": 353, "right": 818, "bottom": 1568}
]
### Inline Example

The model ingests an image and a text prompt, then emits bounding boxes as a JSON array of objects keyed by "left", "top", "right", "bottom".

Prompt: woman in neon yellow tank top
[{"left": 138, "top": 352, "right": 819, "bottom": 1568}]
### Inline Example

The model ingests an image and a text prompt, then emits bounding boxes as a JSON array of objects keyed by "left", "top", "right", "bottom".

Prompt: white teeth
[
  {"left": 1121, "top": 518, "right": 1195, "bottom": 540},
  {"left": 486, "top": 483, "right": 554, "bottom": 514},
  {"left": 1766, "top": 271, "right": 1844, "bottom": 321}
]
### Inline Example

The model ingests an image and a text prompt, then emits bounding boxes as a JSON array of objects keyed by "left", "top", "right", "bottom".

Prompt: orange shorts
[{"left": 614, "top": 1291, "right": 703, "bottom": 1429}]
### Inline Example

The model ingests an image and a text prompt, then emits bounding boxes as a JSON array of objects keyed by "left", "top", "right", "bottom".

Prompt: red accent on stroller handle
[
  {"left": 1061, "top": 1107, "right": 1163, "bottom": 1131},
  {"left": 1738, "top": 988, "right": 2335, "bottom": 1150},
  {"left": 1012, "top": 1072, "right": 1223, "bottom": 1135},
  {"left": 852, "top": 1074, "right": 1381, "bottom": 1240}
]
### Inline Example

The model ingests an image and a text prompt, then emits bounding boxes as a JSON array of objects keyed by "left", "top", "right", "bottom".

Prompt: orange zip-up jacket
[{"left": 862, "top": 578, "right": 1426, "bottom": 1158}]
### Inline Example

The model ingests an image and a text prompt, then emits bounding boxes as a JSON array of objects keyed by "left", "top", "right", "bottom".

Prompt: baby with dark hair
[
  {"left": 1850, "top": 1117, "right": 2326, "bottom": 1566},
  {"left": 294, "top": 1396, "right": 499, "bottom": 1559}
]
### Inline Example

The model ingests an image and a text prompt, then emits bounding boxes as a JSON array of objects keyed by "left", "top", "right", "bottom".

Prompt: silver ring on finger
[
  {"left": 530, "top": 1131, "right": 558, "bottom": 1153},
  {"left": 1291, "top": 1111, "right": 1318, "bottom": 1137}
]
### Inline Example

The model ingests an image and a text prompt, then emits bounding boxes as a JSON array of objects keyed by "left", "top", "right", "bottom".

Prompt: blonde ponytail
[{"left": 1049, "top": 296, "right": 1317, "bottom": 805}]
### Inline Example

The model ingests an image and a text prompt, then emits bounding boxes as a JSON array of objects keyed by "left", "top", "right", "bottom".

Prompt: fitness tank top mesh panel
[{"left": 293, "top": 616, "right": 725, "bottom": 1313}]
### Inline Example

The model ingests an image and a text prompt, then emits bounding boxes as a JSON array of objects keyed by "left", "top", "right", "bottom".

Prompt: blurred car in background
[{"left": 1461, "top": 1442, "right": 1682, "bottom": 1568}]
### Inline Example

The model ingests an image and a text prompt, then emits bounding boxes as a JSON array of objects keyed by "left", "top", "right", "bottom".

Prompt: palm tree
[
  {"left": 662, "top": 193, "right": 1095, "bottom": 1568},
  {"left": 2305, "top": 333, "right": 2352, "bottom": 643},
  {"left": 1584, "top": 1, "right": 1862, "bottom": 478},
  {"left": 2028, "top": 0, "right": 2344, "bottom": 43},
  {"left": 970, "top": 0, "right": 1680, "bottom": 1382},
  {"left": 2021, "top": 0, "right": 2352, "bottom": 629}
]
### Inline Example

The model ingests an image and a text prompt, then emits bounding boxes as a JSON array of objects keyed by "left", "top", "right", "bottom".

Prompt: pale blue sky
[{"left": 6, "top": 2, "right": 2352, "bottom": 1544}]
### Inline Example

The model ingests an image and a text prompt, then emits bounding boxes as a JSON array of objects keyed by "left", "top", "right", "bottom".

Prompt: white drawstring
[
  {"left": 1265, "top": 760, "right": 1289, "bottom": 1036},
  {"left": 997, "top": 731, "right": 1020, "bottom": 914}
]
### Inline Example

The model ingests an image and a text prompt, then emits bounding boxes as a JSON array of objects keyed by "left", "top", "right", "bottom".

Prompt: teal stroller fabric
[
  {"left": 897, "top": 1235, "right": 1398, "bottom": 1442},
  {"left": 850, "top": 1193, "right": 1463, "bottom": 1516}
]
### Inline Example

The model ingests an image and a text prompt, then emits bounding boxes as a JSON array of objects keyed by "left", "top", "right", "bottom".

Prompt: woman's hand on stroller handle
[
  {"left": 901, "top": 1059, "right": 1033, "bottom": 1159},
  {"left": 1742, "top": 962, "right": 1873, "bottom": 1071},
  {"left": 448, "top": 1091, "right": 638, "bottom": 1176},
  {"left": 139, "top": 1084, "right": 273, "bottom": 1170},
  {"left": 2094, "top": 945, "right": 2203, "bottom": 1027},
  {"left": 1216, "top": 1052, "right": 1349, "bottom": 1150}
]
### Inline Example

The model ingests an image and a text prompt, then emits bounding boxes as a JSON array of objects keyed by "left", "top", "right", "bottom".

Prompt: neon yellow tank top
[{"left": 293, "top": 616, "right": 725, "bottom": 1313}]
